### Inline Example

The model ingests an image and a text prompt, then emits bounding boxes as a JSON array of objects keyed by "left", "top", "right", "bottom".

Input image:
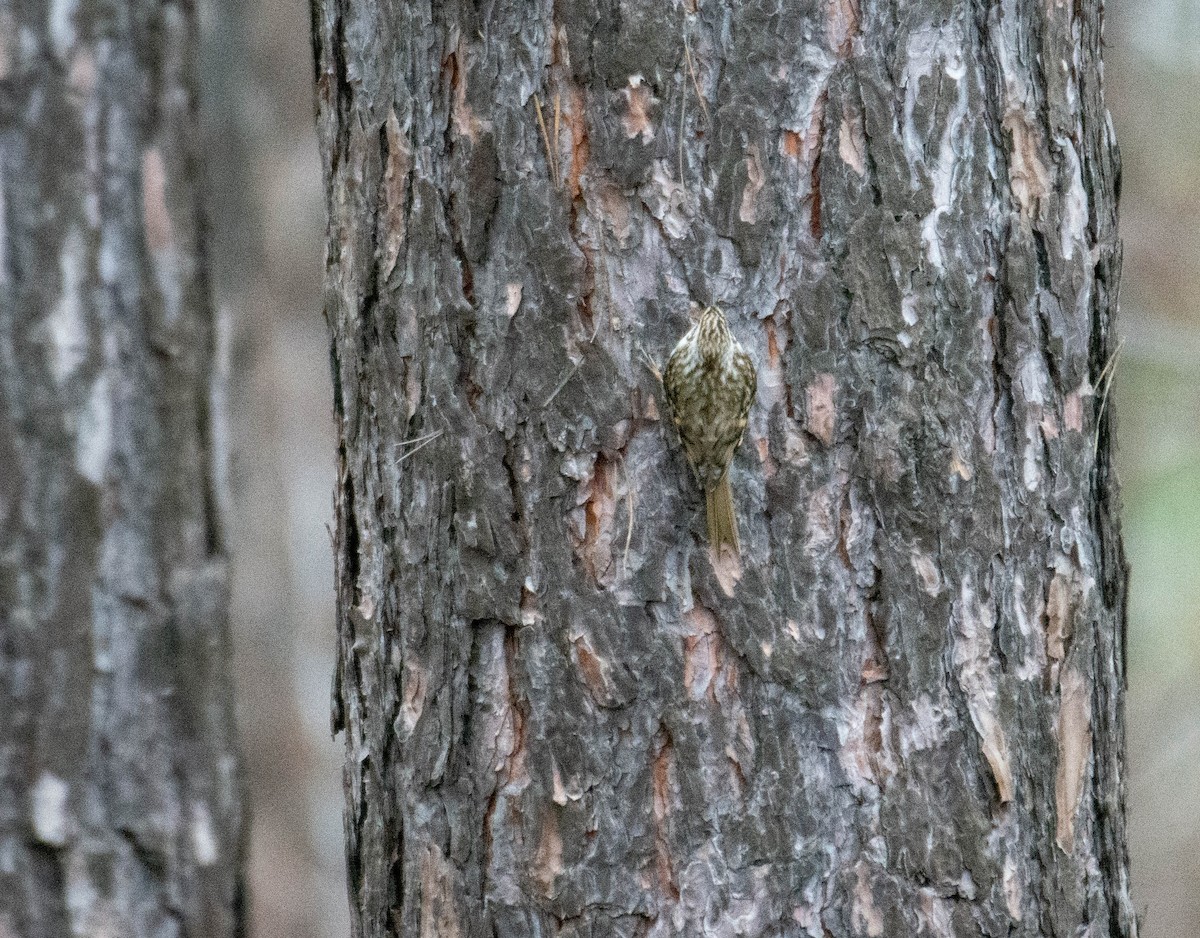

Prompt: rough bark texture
[
  {"left": 0, "top": 4, "right": 246, "bottom": 937},
  {"left": 313, "top": 1, "right": 1133, "bottom": 935}
]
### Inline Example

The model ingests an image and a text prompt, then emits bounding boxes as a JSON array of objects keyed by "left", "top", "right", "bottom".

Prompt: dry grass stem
[{"left": 534, "top": 94, "right": 559, "bottom": 187}]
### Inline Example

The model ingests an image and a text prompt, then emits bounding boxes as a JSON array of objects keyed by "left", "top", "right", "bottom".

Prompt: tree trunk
[
  {"left": 313, "top": 1, "right": 1133, "bottom": 935},
  {"left": 0, "top": 5, "right": 246, "bottom": 937}
]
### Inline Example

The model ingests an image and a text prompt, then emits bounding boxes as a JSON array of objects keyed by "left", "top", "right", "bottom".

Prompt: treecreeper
[{"left": 663, "top": 305, "right": 758, "bottom": 557}]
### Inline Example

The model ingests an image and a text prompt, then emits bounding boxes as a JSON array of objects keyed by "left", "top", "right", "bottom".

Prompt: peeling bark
[
  {"left": 313, "top": 0, "right": 1133, "bottom": 935},
  {"left": 0, "top": 3, "right": 246, "bottom": 936}
]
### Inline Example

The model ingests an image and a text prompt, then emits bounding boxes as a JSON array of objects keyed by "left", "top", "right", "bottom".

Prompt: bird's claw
[{"left": 637, "top": 342, "right": 663, "bottom": 384}]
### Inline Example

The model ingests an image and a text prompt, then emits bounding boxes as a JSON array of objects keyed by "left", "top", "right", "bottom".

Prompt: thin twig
[
  {"left": 534, "top": 94, "right": 559, "bottom": 187},
  {"left": 553, "top": 92, "right": 562, "bottom": 182},
  {"left": 678, "top": 86, "right": 687, "bottom": 193},
  {"left": 393, "top": 429, "right": 445, "bottom": 464},
  {"left": 1094, "top": 335, "right": 1123, "bottom": 389},
  {"left": 542, "top": 363, "right": 580, "bottom": 408},
  {"left": 684, "top": 35, "right": 710, "bottom": 127},
  {"left": 623, "top": 457, "right": 636, "bottom": 575},
  {"left": 392, "top": 429, "right": 442, "bottom": 450},
  {"left": 595, "top": 207, "right": 611, "bottom": 335},
  {"left": 1093, "top": 336, "right": 1124, "bottom": 456}
]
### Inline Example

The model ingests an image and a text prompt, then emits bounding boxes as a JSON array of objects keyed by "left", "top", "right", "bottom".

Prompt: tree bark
[
  {"left": 0, "top": 5, "right": 246, "bottom": 937},
  {"left": 313, "top": 0, "right": 1133, "bottom": 935}
]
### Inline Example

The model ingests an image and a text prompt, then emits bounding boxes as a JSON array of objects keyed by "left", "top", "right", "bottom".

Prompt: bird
[{"left": 662, "top": 305, "right": 758, "bottom": 557}]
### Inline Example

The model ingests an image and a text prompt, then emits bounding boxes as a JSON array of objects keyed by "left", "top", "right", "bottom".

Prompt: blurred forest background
[{"left": 196, "top": 2, "right": 1199, "bottom": 935}]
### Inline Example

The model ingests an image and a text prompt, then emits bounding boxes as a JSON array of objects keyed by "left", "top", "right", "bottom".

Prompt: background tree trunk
[
  {"left": 0, "top": 4, "right": 246, "bottom": 936},
  {"left": 313, "top": 0, "right": 1133, "bottom": 934}
]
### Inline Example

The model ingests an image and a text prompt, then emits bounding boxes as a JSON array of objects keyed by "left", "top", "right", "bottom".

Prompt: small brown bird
[{"left": 663, "top": 305, "right": 758, "bottom": 556}]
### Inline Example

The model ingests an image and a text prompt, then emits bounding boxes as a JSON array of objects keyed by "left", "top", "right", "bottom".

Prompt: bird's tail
[{"left": 705, "top": 476, "right": 741, "bottom": 557}]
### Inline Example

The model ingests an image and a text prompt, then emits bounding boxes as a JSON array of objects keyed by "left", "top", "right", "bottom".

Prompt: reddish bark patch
[
  {"left": 379, "top": 109, "right": 412, "bottom": 280},
  {"left": 580, "top": 454, "right": 616, "bottom": 586},
  {"left": 1055, "top": 666, "right": 1092, "bottom": 852},
  {"left": 827, "top": 0, "right": 861, "bottom": 57},
  {"left": 806, "top": 374, "right": 837, "bottom": 446},
  {"left": 651, "top": 730, "right": 680, "bottom": 900},
  {"left": 682, "top": 606, "right": 721, "bottom": 701},
  {"left": 621, "top": 77, "right": 655, "bottom": 143},
  {"left": 565, "top": 85, "right": 590, "bottom": 199},
  {"left": 532, "top": 808, "right": 563, "bottom": 895},
  {"left": 573, "top": 635, "right": 612, "bottom": 705}
]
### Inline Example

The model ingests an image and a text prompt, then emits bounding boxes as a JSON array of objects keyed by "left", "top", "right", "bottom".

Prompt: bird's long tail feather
[{"left": 705, "top": 476, "right": 740, "bottom": 557}]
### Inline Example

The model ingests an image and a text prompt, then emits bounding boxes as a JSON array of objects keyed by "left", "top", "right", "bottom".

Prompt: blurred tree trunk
[
  {"left": 0, "top": 4, "right": 245, "bottom": 937},
  {"left": 313, "top": 1, "right": 1133, "bottom": 935}
]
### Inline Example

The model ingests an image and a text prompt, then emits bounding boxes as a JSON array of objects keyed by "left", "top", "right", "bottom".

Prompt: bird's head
[{"left": 697, "top": 306, "right": 731, "bottom": 362}]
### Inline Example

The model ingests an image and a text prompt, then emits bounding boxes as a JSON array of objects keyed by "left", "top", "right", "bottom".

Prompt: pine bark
[
  {"left": 313, "top": 1, "right": 1133, "bottom": 935},
  {"left": 0, "top": 4, "right": 246, "bottom": 936}
]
